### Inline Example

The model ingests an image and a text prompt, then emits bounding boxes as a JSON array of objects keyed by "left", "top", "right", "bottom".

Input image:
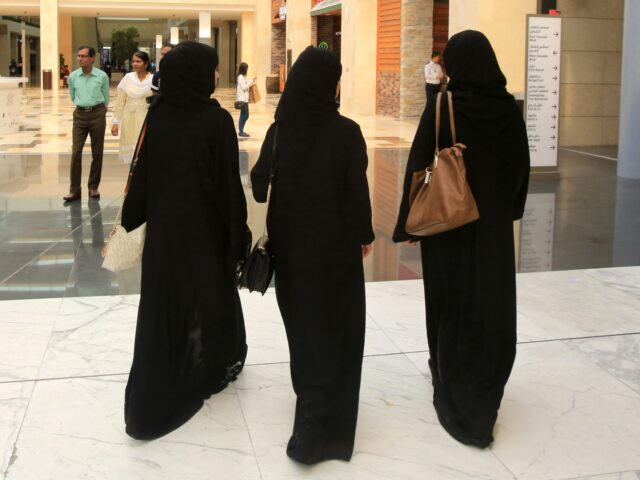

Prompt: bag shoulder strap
[
  {"left": 125, "top": 121, "right": 148, "bottom": 194},
  {"left": 435, "top": 91, "right": 457, "bottom": 154}
]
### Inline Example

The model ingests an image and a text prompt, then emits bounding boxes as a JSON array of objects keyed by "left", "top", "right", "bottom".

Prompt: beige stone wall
[
  {"left": 399, "top": 0, "right": 432, "bottom": 118},
  {"left": 557, "top": 0, "right": 624, "bottom": 146},
  {"left": 449, "top": 0, "right": 536, "bottom": 93}
]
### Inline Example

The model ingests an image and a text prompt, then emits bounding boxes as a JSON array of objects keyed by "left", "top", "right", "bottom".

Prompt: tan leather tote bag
[{"left": 405, "top": 91, "right": 479, "bottom": 236}]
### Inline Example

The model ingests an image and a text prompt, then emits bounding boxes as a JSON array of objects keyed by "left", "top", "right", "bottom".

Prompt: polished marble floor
[{"left": 0, "top": 88, "right": 639, "bottom": 479}]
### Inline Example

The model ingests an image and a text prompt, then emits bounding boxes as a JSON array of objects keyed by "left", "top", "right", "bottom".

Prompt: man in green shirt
[{"left": 63, "top": 45, "right": 110, "bottom": 202}]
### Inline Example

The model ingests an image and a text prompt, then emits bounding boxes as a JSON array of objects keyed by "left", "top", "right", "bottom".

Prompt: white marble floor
[{"left": 1, "top": 267, "right": 640, "bottom": 480}]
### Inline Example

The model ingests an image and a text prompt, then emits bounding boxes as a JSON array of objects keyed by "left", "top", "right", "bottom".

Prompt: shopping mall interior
[{"left": 0, "top": 0, "right": 639, "bottom": 479}]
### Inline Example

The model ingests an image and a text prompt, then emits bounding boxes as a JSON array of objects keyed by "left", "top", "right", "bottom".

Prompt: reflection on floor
[{"left": 1, "top": 88, "right": 640, "bottom": 479}]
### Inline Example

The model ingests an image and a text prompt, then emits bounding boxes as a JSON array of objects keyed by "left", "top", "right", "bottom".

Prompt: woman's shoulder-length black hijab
[
  {"left": 159, "top": 41, "right": 219, "bottom": 109},
  {"left": 275, "top": 46, "right": 342, "bottom": 126}
]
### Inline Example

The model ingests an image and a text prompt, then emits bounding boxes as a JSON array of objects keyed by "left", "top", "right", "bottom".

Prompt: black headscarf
[
  {"left": 160, "top": 42, "right": 218, "bottom": 109},
  {"left": 444, "top": 30, "right": 511, "bottom": 99},
  {"left": 274, "top": 46, "right": 341, "bottom": 125}
]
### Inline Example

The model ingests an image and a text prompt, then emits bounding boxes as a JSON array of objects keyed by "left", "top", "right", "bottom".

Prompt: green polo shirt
[{"left": 68, "top": 67, "right": 110, "bottom": 108}]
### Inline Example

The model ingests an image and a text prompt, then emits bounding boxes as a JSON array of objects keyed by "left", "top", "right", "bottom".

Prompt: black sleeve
[
  {"left": 392, "top": 99, "right": 438, "bottom": 242},
  {"left": 344, "top": 125, "right": 375, "bottom": 245},
  {"left": 512, "top": 108, "right": 531, "bottom": 220},
  {"left": 250, "top": 122, "right": 277, "bottom": 203},
  {"left": 121, "top": 134, "right": 148, "bottom": 232},
  {"left": 214, "top": 110, "right": 249, "bottom": 265}
]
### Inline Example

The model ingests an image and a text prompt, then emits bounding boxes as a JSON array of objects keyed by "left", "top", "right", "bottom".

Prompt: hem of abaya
[
  {"left": 433, "top": 403, "right": 493, "bottom": 449},
  {"left": 286, "top": 434, "right": 353, "bottom": 465}
]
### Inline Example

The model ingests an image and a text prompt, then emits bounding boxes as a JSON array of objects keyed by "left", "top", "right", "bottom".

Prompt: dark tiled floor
[{"left": 0, "top": 146, "right": 638, "bottom": 300}]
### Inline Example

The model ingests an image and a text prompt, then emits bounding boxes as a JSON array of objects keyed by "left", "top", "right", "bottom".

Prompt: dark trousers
[
  {"left": 239, "top": 103, "right": 249, "bottom": 134},
  {"left": 69, "top": 105, "right": 106, "bottom": 194},
  {"left": 426, "top": 83, "right": 440, "bottom": 101}
]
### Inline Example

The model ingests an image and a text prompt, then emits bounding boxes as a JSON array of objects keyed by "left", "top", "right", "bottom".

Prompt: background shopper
[
  {"left": 424, "top": 51, "right": 444, "bottom": 100},
  {"left": 236, "top": 62, "right": 255, "bottom": 137},
  {"left": 394, "top": 30, "right": 530, "bottom": 448},
  {"left": 251, "top": 46, "right": 374, "bottom": 465},
  {"left": 111, "top": 51, "right": 153, "bottom": 164},
  {"left": 63, "top": 45, "right": 110, "bottom": 202}
]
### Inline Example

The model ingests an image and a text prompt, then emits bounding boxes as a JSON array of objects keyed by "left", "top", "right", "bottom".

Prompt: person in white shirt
[
  {"left": 424, "top": 51, "right": 444, "bottom": 100},
  {"left": 236, "top": 63, "right": 256, "bottom": 137}
]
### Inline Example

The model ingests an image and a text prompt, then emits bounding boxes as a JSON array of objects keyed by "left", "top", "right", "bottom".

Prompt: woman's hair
[
  {"left": 133, "top": 51, "right": 151, "bottom": 72},
  {"left": 237, "top": 62, "right": 248, "bottom": 77}
]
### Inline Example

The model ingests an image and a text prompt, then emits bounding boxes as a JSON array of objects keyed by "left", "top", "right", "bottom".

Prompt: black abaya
[
  {"left": 121, "top": 42, "right": 248, "bottom": 440},
  {"left": 251, "top": 47, "right": 374, "bottom": 464},
  {"left": 393, "top": 31, "right": 530, "bottom": 447}
]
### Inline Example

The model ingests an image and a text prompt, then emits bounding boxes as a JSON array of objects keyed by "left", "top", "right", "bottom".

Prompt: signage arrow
[
  {"left": 553, "top": 66, "right": 558, "bottom": 70},
  {"left": 550, "top": 135, "right": 556, "bottom": 140},
  {"left": 552, "top": 90, "right": 558, "bottom": 95},
  {"left": 553, "top": 50, "right": 558, "bottom": 55},
  {"left": 551, "top": 125, "right": 556, "bottom": 130},
  {"left": 550, "top": 145, "right": 556, "bottom": 150},
  {"left": 552, "top": 76, "right": 558, "bottom": 80},
  {"left": 551, "top": 114, "right": 557, "bottom": 119},
  {"left": 552, "top": 105, "right": 557, "bottom": 109},
  {"left": 554, "top": 32, "right": 559, "bottom": 36}
]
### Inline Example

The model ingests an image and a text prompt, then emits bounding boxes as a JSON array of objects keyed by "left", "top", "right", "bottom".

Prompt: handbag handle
[
  {"left": 262, "top": 124, "right": 279, "bottom": 236},
  {"left": 125, "top": 121, "right": 148, "bottom": 194},
  {"left": 435, "top": 91, "right": 457, "bottom": 154}
]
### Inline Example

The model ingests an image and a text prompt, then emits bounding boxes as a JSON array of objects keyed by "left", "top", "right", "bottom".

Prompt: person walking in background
[
  {"left": 121, "top": 42, "right": 249, "bottom": 440},
  {"left": 111, "top": 51, "right": 153, "bottom": 164},
  {"left": 150, "top": 43, "right": 174, "bottom": 95},
  {"left": 394, "top": 30, "right": 530, "bottom": 448},
  {"left": 63, "top": 45, "right": 110, "bottom": 202},
  {"left": 9, "top": 59, "right": 17, "bottom": 77},
  {"left": 251, "top": 46, "right": 374, "bottom": 465},
  {"left": 236, "top": 62, "right": 255, "bottom": 137},
  {"left": 424, "top": 51, "right": 444, "bottom": 100}
]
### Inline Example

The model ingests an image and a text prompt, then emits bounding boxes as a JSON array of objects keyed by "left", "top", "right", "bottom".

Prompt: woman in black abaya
[
  {"left": 393, "top": 31, "right": 530, "bottom": 447},
  {"left": 251, "top": 46, "right": 374, "bottom": 464},
  {"left": 121, "top": 42, "right": 249, "bottom": 440}
]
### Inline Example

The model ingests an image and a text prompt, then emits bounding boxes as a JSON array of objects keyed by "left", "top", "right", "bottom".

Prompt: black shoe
[
  {"left": 63, "top": 192, "right": 81, "bottom": 202},
  {"left": 239, "top": 132, "right": 250, "bottom": 138}
]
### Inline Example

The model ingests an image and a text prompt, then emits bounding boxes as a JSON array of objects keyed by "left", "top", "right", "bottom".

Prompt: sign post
[{"left": 525, "top": 14, "right": 562, "bottom": 173}]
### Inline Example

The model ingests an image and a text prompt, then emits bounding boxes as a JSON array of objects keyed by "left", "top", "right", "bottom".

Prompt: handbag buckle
[{"left": 424, "top": 168, "right": 433, "bottom": 185}]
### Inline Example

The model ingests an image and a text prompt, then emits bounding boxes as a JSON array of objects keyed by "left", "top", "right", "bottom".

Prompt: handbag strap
[
  {"left": 125, "top": 121, "right": 148, "bottom": 194},
  {"left": 435, "top": 91, "right": 457, "bottom": 153},
  {"left": 263, "top": 124, "right": 279, "bottom": 236},
  {"left": 110, "top": 121, "right": 148, "bottom": 237}
]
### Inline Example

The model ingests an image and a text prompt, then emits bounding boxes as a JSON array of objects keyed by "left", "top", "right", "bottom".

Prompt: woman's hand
[
  {"left": 362, "top": 244, "right": 373, "bottom": 258},
  {"left": 111, "top": 125, "right": 119, "bottom": 136}
]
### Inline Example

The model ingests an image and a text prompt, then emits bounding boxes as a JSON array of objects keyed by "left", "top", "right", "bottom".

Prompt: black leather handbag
[
  {"left": 234, "top": 101, "right": 247, "bottom": 110},
  {"left": 239, "top": 125, "right": 278, "bottom": 295}
]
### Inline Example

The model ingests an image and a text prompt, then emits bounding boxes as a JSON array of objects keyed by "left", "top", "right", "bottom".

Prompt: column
[
  {"left": 340, "top": 0, "right": 378, "bottom": 116},
  {"left": 58, "top": 15, "right": 72, "bottom": 86},
  {"left": 285, "top": 0, "right": 312, "bottom": 65},
  {"left": 618, "top": 0, "right": 640, "bottom": 179},
  {"left": 40, "top": 0, "right": 59, "bottom": 91},
  {"left": 170, "top": 27, "right": 179, "bottom": 45},
  {"left": 199, "top": 12, "right": 212, "bottom": 46},
  {"left": 254, "top": 0, "right": 272, "bottom": 92},
  {"left": 239, "top": 12, "right": 256, "bottom": 84},
  {"left": 218, "top": 22, "right": 230, "bottom": 88}
]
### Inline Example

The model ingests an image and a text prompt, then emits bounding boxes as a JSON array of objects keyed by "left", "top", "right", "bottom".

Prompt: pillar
[
  {"left": 170, "top": 27, "right": 179, "bottom": 45},
  {"left": 239, "top": 12, "right": 257, "bottom": 94},
  {"left": 40, "top": 0, "right": 59, "bottom": 91},
  {"left": 618, "top": 0, "right": 640, "bottom": 179},
  {"left": 285, "top": 0, "right": 312, "bottom": 65},
  {"left": 341, "top": 0, "right": 378, "bottom": 116},
  {"left": 218, "top": 21, "right": 231, "bottom": 87},
  {"left": 254, "top": 0, "right": 272, "bottom": 93},
  {"left": 59, "top": 15, "right": 72, "bottom": 76},
  {"left": 199, "top": 12, "right": 211, "bottom": 46}
]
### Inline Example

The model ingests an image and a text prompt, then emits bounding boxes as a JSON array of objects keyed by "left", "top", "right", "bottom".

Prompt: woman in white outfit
[
  {"left": 111, "top": 51, "right": 153, "bottom": 163},
  {"left": 236, "top": 62, "right": 256, "bottom": 137}
]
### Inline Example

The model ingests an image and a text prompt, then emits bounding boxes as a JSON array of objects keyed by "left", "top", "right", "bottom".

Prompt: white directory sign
[{"left": 525, "top": 15, "right": 562, "bottom": 168}]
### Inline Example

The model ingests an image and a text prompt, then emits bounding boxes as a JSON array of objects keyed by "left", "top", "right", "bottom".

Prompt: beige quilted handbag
[{"left": 102, "top": 123, "right": 147, "bottom": 272}]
